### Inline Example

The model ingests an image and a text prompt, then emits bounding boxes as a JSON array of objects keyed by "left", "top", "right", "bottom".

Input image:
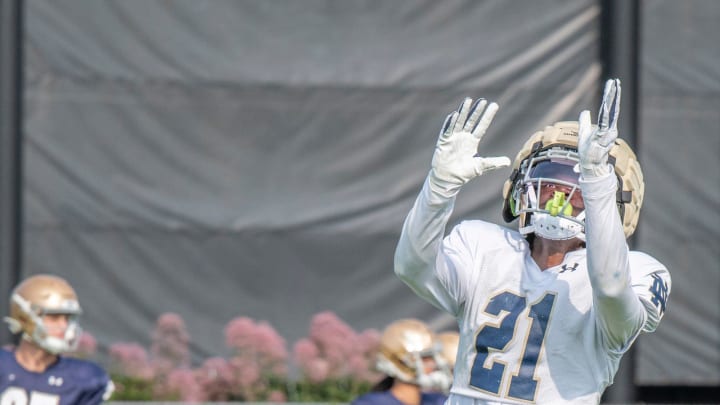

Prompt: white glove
[
  {"left": 429, "top": 97, "right": 511, "bottom": 199},
  {"left": 578, "top": 78, "right": 621, "bottom": 178}
]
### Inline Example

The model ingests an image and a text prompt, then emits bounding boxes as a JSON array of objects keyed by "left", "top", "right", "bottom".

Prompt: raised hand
[
  {"left": 429, "top": 98, "right": 510, "bottom": 199},
  {"left": 578, "top": 78, "right": 621, "bottom": 177}
]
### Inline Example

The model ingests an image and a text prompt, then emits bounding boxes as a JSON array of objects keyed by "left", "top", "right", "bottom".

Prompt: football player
[
  {"left": 352, "top": 319, "right": 450, "bottom": 405},
  {"left": 1, "top": 274, "right": 114, "bottom": 404},
  {"left": 394, "top": 79, "right": 671, "bottom": 404},
  {"left": 435, "top": 331, "right": 459, "bottom": 387}
]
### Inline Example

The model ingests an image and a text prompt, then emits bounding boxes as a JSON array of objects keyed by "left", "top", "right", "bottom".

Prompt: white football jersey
[
  {"left": 438, "top": 221, "right": 667, "bottom": 404},
  {"left": 395, "top": 172, "right": 670, "bottom": 405}
]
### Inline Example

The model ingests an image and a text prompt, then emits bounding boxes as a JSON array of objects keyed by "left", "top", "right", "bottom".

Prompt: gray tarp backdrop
[{"left": 20, "top": 0, "right": 719, "bottom": 386}]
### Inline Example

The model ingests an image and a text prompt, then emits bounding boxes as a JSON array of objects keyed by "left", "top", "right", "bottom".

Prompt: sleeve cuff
[{"left": 579, "top": 168, "right": 617, "bottom": 199}]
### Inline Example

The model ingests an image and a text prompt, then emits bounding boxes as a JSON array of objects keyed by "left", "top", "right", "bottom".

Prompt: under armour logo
[
  {"left": 649, "top": 273, "right": 668, "bottom": 315},
  {"left": 559, "top": 263, "right": 579, "bottom": 273},
  {"left": 48, "top": 376, "right": 63, "bottom": 386}
]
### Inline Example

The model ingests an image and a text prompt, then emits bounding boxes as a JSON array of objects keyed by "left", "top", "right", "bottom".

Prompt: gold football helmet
[
  {"left": 375, "top": 319, "right": 450, "bottom": 390},
  {"left": 4, "top": 274, "right": 83, "bottom": 354},
  {"left": 435, "top": 331, "right": 459, "bottom": 392},
  {"left": 437, "top": 331, "right": 460, "bottom": 370},
  {"left": 502, "top": 121, "right": 644, "bottom": 239}
]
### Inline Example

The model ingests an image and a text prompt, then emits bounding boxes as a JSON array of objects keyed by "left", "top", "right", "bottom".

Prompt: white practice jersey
[{"left": 395, "top": 172, "right": 671, "bottom": 405}]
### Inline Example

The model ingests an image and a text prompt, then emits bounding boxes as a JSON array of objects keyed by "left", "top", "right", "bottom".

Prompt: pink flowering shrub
[
  {"left": 354, "top": 328, "right": 382, "bottom": 381},
  {"left": 267, "top": 389, "right": 287, "bottom": 402},
  {"left": 225, "top": 317, "right": 288, "bottom": 375},
  {"left": 109, "top": 342, "right": 154, "bottom": 380},
  {"left": 151, "top": 313, "right": 190, "bottom": 375},
  {"left": 223, "top": 316, "right": 289, "bottom": 400},
  {"left": 195, "top": 357, "right": 236, "bottom": 401},
  {"left": 294, "top": 311, "right": 381, "bottom": 382},
  {"left": 158, "top": 368, "right": 204, "bottom": 402},
  {"left": 292, "top": 311, "right": 381, "bottom": 402},
  {"left": 104, "top": 310, "right": 380, "bottom": 402},
  {"left": 69, "top": 331, "right": 97, "bottom": 359}
]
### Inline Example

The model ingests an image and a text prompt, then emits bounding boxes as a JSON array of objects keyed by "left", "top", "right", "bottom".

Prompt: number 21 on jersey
[{"left": 470, "top": 291, "right": 556, "bottom": 402}]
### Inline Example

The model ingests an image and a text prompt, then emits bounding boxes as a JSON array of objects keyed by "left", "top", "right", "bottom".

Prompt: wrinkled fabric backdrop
[{"left": 21, "top": 0, "right": 719, "bottom": 385}]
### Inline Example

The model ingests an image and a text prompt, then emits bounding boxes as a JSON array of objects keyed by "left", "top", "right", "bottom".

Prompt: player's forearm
[
  {"left": 580, "top": 170, "right": 631, "bottom": 296},
  {"left": 581, "top": 170, "right": 646, "bottom": 343},
  {"left": 394, "top": 174, "right": 455, "bottom": 289}
]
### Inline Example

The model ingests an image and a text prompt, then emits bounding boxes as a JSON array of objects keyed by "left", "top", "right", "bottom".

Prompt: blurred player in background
[
  {"left": 352, "top": 318, "right": 449, "bottom": 405},
  {"left": 1, "top": 274, "right": 114, "bottom": 404},
  {"left": 394, "top": 79, "right": 671, "bottom": 404},
  {"left": 435, "top": 331, "right": 459, "bottom": 387},
  {"left": 419, "top": 330, "right": 459, "bottom": 402}
]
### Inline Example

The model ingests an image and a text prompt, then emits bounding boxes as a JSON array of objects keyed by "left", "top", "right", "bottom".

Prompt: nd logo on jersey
[
  {"left": 649, "top": 272, "right": 668, "bottom": 315},
  {"left": 1, "top": 387, "right": 60, "bottom": 405}
]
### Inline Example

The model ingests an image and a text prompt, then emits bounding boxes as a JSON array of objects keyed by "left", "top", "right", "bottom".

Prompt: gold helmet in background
[
  {"left": 436, "top": 331, "right": 460, "bottom": 370},
  {"left": 436, "top": 331, "right": 460, "bottom": 392},
  {"left": 502, "top": 121, "right": 644, "bottom": 239},
  {"left": 375, "top": 319, "right": 450, "bottom": 391},
  {"left": 4, "top": 274, "right": 83, "bottom": 354}
]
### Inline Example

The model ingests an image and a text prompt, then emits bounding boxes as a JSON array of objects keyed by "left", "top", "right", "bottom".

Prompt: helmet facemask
[{"left": 512, "top": 147, "right": 586, "bottom": 241}]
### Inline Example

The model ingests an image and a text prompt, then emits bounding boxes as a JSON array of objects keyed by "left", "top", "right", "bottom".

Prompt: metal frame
[
  {"left": 600, "top": 0, "right": 640, "bottom": 402},
  {"left": 0, "top": 0, "right": 24, "bottom": 347}
]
